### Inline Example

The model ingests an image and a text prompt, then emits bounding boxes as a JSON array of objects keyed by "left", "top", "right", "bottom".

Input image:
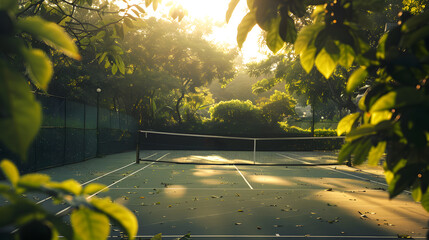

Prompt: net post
[
  {"left": 136, "top": 131, "right": 140, "bottom": 164},
  {"left": 253, "top": 139, "right": 256, "bottom": 165}
]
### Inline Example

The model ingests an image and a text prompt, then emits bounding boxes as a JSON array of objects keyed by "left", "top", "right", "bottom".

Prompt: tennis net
[{"left": 136, "top": 130, "right": 345, "bottom": 166}]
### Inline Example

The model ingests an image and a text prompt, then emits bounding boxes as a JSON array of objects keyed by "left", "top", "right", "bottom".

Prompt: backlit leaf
[
  {"left": 266, "top": 17, "right": 284, "bottom": 53},
  {"left": 370, "top": 87, "right": 426, "bottom": 113},
  {"left": 48, "top": 179, "right": 82, "bottom": 195},
  {"left": 300, "top": 46, "right": 316, "bottom": 73},
  {"left": 71, "top": 207, "right": 110, "bottom": 240},
  {"left": 16, "top": 16, "right": 80, "bottom": 60},
  {"left": 346, "top": 124, "right": 376, "bottom": 142},
  {"left": 0, "top": 159, "right": 20, "bottom": 187},
  {"left": 151, "top": 233, "right": 162, "bottom": 240},
  {"left": 0, "top": 62, "right": 42, "bottom": 160},
  {"left": 237, "top": 11, "right": 256, "bottom": 48},
  {"left": 226, "top": 0, "right": 240, "bottom": 23},
  {"left": 347, "top": 67, "right": 367, "bottom": 93},
  {"left": 295, "top": 23, "right": 324, "bottom": 54},
  {"left": 421, "top": 189, "right": 429, "bottom": 212},
  {"left": 18, "top": 173, "right": 50, "bottom": 189},
  {"left": 91, "top": 197, "right": 138, "bottom": 239},
  {"left": 83, "top": 183, "right": 107, "bottom": 195},
  {"left": 368, "top": 141, "right": 386, "bottom": 165},
  {"left": 22, "top": 48, "right": 53, "bottom": 90},
  {"left": 315, "top": 48, "right": 337, "bottom": 79},
  {"left": 338, "top": 44, "right": 355, "bottom": 68},
  {"left": 112, "top": 64, "right": 118, "bottom": 75},
  {"left": 337, "top": 112, "right": 360, "bottom": 136}
]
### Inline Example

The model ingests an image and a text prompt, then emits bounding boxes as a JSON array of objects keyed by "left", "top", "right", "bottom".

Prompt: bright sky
[{"left": 117, "top": 0, "right": 269, "bottom": 63}]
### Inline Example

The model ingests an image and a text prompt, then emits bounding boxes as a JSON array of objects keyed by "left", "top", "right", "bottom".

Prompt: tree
[
  {"left": 227, "top": 0, "right": 429, "bottom": 211},
  {"left": 258, "top": 90, "right": 296, "bottom": 125}
]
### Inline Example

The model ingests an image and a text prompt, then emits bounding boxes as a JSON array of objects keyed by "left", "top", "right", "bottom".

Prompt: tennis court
[{"left": 33, "top": 132, "right": 428, "bottom": 240}]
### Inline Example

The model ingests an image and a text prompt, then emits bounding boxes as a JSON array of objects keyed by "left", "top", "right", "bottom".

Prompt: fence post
[{"left": 136, "top": 131, "right": 140, "bottom": 164}]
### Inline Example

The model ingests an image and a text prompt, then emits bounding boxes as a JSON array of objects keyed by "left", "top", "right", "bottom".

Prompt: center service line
[
  {"left": 55, "top": 153, "right": 170, "bottom": 216},
  {"left": 233, "top": 165, "right": 254, "bottom": 190}
]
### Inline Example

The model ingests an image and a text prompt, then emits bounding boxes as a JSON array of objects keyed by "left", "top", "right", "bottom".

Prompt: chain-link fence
[{"left": 1, "top": 93, "right": 137, "bottom": 173}]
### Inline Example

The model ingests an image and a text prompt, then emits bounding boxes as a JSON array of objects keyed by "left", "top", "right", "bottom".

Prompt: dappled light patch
[
  {"left": 200, "top": 178, "right": 224, "bottom": 185},
  {"left": 249, "top": 175, "right": 292, "bottom": 186},
  {"left": 163, "top": 185, "right": 187, "bottom": 198}
]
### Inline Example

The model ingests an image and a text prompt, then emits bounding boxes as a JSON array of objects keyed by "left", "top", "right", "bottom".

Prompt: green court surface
[{"left": 29, "top": 151, "right": 428, "bottom": 239}]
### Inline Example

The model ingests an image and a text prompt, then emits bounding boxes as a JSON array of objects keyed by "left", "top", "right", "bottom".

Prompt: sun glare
[{"left": 115, "top": 0, "right": 267, "bottom": 63}]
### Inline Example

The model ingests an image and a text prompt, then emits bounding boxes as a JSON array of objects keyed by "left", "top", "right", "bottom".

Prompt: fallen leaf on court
[
  {"left": 235, "top": 193, "right": 240, "bottom": 197},
  {"left": 327, "top": 203, "right": 337, "bottom": 207},
  {"left": 257, "top": 226, "right": 262, "bottom": 230},
  {"left": 237, "top": 209, "right": 244, "bottom": 212},
  {"left": 149, "top": 192, "right": 154, "bottom": 195},
  {"left": 188, "top": 207, "right": 196, "bottom": 210},
  {"left": 316, "top": 217, "right": 322, "bottom": 220},
  {"left": 235, "top": 222, "right": 242, "bottom": 225},
  {"left": 123, "top": 196, "right": 129, "bottom": 200},
  {"left": 274, "top": 225, "right": 282, "bottom": 227},
  {"left": 397, "top": 234, "right": 412, "bottom": 239},
  {"left": 296, "top": 225, "right": 304, "bottom": 227},
  {"left": 310, "top": 212, "right": 316, "bottom": 215},
  {"left": 168, "top": 205, "right": 172, "bottom": 208},
  {"left": 275, "top": 217, "right": 280, "bottom": 220},
  {"left": 154, "top": 202, "right": 161, "bottom": 205},
  {"left": 211, "top": 195, "right": 222, "bottom": 198},
  {"left": 326, "top": 188, "right": 333, "bottom": 191},
  {"left": 140, "top": 197, "right": 145, "bottom": 199}
]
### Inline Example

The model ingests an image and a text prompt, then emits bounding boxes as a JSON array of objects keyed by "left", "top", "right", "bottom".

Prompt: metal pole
[
  {"left": 253, "top": 139, "right": 256, "bottom": 165},
  {"left": 136, "top": 132, "right": 140, "bottom": 164},
  {"left": 96, "top": 88, "right": 101, "bottom": 157}
]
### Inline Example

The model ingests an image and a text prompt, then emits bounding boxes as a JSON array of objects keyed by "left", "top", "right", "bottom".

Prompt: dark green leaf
[
  {"left": 45, "top": 214, "right": 74, "bottom": 240},
  {"left": 388, "top": 164, "right": 421, "bottom": 199},
  {"left": 254, "top": 0, "right": 278, "bottom": 31},
  {"left": 352, "top": 138, "right": 372, "bottom": 165},
  {"left": 279, "top": 14, "right": 297, "bottom": 44},
  {"left": 338, "top": 141, "right": 358, "bottom": 163},
  {"left": 421, "top": 189, "right": 429, "bottom": 212},
  {"left": 346, "top": 124, "right": 377, "bottom": 142},
  {"left": 370, "top": 87, "right": 426, "bottom": 113},
  {"left": 0, "top": 63, "right": 42, "bottom": 160},
  {"left": 0, "top": 0, "right": 17, "bottom": 11}
]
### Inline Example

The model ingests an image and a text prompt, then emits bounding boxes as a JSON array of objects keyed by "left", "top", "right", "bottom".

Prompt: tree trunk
[{"left": 175, "top": 92, "right": 185, "bottom": 124}]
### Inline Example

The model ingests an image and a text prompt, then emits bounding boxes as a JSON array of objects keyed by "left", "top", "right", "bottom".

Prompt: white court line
[
  {"left": 55, "top": 153, "right": 170, "bottom": 216},
  {"left": 233, "top": 165, "right": 253, "bottom": 190},
  {"left": 36, "top": 152, "right": 159, "bottom": 205},
  {"left": 129, "top": 235, "right": 425, "bottom": 239}
]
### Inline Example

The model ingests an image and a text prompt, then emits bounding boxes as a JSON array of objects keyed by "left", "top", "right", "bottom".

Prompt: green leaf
[
  {"left": 367, "top": 141, "right": 386, "bottom": 166},
  {"left": 347, "top": 67, "right": 368, "bottom": 93},
  {"left": 412, "top": 186, "right": 422, "bottom": 202},
  {"left": 114, "top": 56, "right": 125, "bottom": 75},
  {"left": 279, "top": 14, "right": 297, "bottom": 44},
  {"left": 45, "top": 214, "right": 74, "bottom": 240},
  {"left": 352, "top": 138, "right": 372, "bottom": 165},
  {"left": 0, "top": 159, "right": 20, "bottom": 187},
  {"left": 370, "top": 87, "right": 426, "bottom": 113},
  {"left": 237, "top": 11, "right": 256, "bottom": 48},
  {"left": 151, "top": 233, "right": 162, "bottom": 240},
  {"left": 16, "top": 16, "right": 80, "bottom": 60},
  {"left": 338, "top": 44, "right": 355, "bottom": 68},
  {"left": 338, "top": 141, "right": 358, "bottom": 163},
  {"left": 337, "top": 112, "right": 360, "bottom": 136},
  {"left": 112, "top": 64, "right": 118, "bottom": 75},
  {"left": 48, "top": 179, "right": 82, "bottom": 195},
  {"left": 295, "top": 23, "right": 324, "bottom": 54},
  {"left": 71, "top": 207, "right": 110, "bottom": 240},
  {"left": 401, "top": 11, "right": 429, "bottom": 33},
  {"left": 83, "top": 183, "right": 107, "bottom": 195},
  {"left": 388, "top": 165, "right": 421, "bottom": 199},
  {"left": 18, "top": 173, "right": 50, "bottom": 189},
  {"left": 98, "top": 52, "right": 107, "bottom": 64},
  {"left": 346, "top": 124, "right": 377, "bottom": 142},
  {"left": 266, "top": 17, "right": 284, "bottom": 53},
  {"left": 91, "top": 197, "right": 138, "bottom": 240},
  {"left": 315, "top": 48, "right": 337, "bottom": 79},
  {"left": 226, "top": 0, "right": 240, "bottom": 23},
  {"left": 370, "top": 110, "right": 392, "bottom": 124},
  {"left": 0, "top": 62, "right": 42, "bottom": 160},
  {"left": 421, "top": 189, "right": 429, "bottom": 212},
  {"left": 21, "top": 48, "right": 53, "bottom": 91},
  {"left": 300, "top": 46, "right": 316, "bottom": 73}
]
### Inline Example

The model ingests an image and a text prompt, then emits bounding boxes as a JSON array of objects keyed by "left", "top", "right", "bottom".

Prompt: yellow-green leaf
[
  {"left": 237, "top": 11, "right": 256, "bottom": 48},
  {"left": 48, "top": 179, "right": 82, "bottom": 195},
  {"left": 16, "top": 16, "right": 80, "bottom": 60},
  {"left": 0, "top": 159, "right": 20, "bottom": 187},
  {"left": 300, "top": 46, "right": 316, "bottom": 73},
  {"left": 21, "top": 48, "right": 53, "bottom": 90},
  {"left": 266, "top": 17, "right": 284, "bottom": 53},
  {"left": 338, "top": 44, "right": 355, "bottom": 68},
  {"left": 0, "top": 62, "right": 42, "bottom": 160},
  {"left": 370, "top": 87, "right": 425, "bottom": 113},
  {"left": 151, "top": 233, "right": 162, "bottom": 240},
  {"left": 347, "top": 67, "right": 367, "bottom": 93},
  {"left": 295, "top": 23, "right": 324, "bottom": 54},
  {"left": 91, "top": 197, "right": 138, "bottom": 240},
  {"left": 226, "top": 0, "right": 240, "bottom": 23},
  {"left": 315, "top": 48, "right": 337, "bottom": 79},
  {"left": 0, "top": 0, "right": 17, "bottom": 10},
  {"left": 18, "top": 173, "right": 50, "bottom": 189},
  {"left": 368, "top": 141, "right": 386, "bottom": 165},
  {"left": 71, "top": 207, "right": 110, "bottom": 240},
  {"left": 337, "top": 112, "right": 360, "bottom": 136},
  {"left": 83, "top": 183, "right": 108, "bottom": 195},
  {"left": 112, "top": 64, "right": 118, "bottom": 75}
]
